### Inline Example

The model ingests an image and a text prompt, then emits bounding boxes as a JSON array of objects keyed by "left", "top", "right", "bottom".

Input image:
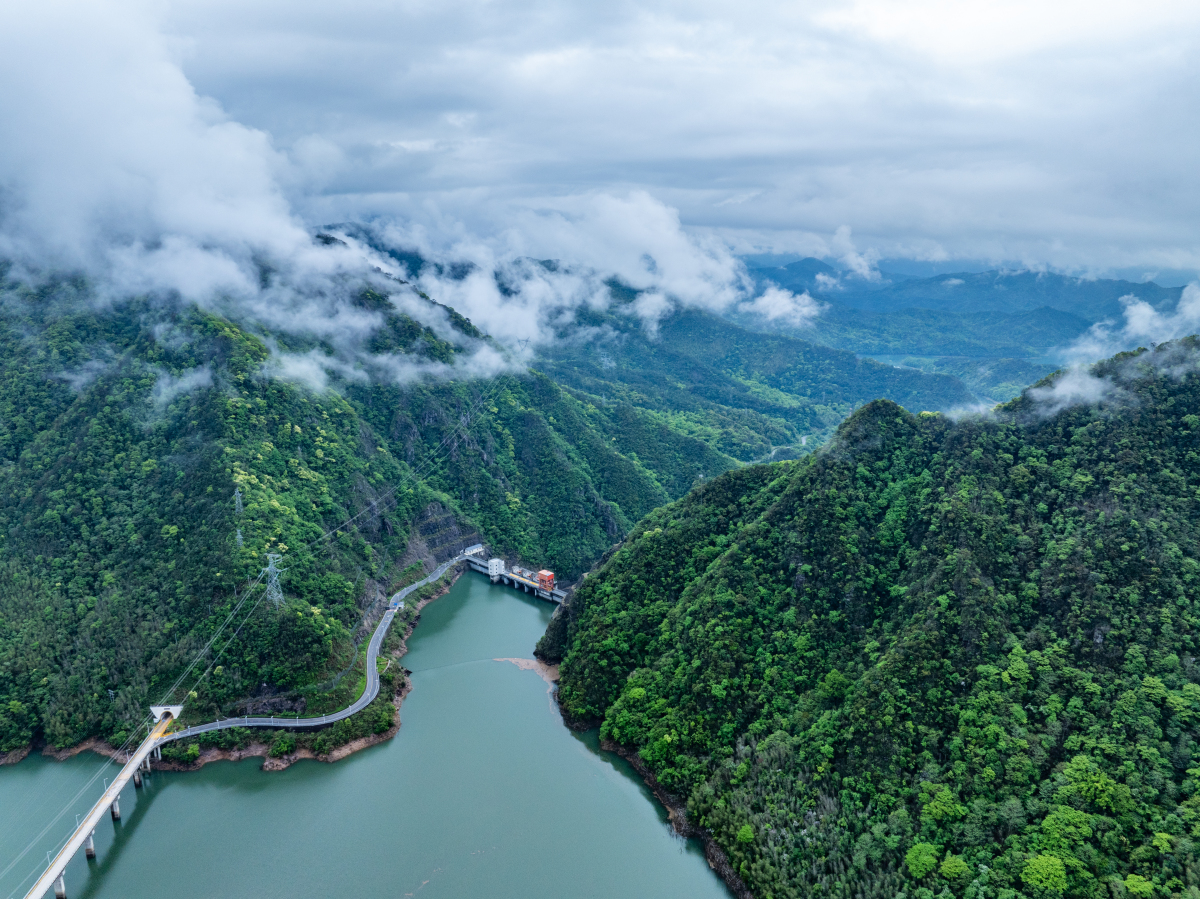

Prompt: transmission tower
[
  {"left": 263, "top": 553, "right": 286, "bottom": 607},
  {"left": 234, "top": 487, "right": 245, "bottom": 548}
]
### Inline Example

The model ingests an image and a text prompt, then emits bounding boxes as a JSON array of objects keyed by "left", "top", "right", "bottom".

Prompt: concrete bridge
[
  {"left": 22, "top": 553, "right": 470, "bottom": 899},
  {"left": 24, "top": 706, "right": 180, "bottom": 899}
]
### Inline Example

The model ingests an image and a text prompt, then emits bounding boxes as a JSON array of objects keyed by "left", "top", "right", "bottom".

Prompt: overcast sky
[
  {"left": 159, "top": 0, "right": 1200, "bottom": 278},
  {"left": 0, "top": 0, "right": 1198, "bottom": 363}
]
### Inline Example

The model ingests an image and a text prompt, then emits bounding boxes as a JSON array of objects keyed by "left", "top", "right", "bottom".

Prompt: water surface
[{"left": 0, "top": 572, "right": 732, "bottom": 899}]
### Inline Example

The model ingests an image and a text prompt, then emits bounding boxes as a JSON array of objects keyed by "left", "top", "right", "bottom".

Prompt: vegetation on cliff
[
  {"left": 0, "top": 261, "right": 978, "bottom": 755},
  {"left": 550, "top": 338, "right": 1200, "bottom": 899}
]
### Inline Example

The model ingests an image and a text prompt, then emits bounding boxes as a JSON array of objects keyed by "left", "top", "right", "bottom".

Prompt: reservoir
[{"left": 0, "top": 572, "right": 733, "bottom": 899}]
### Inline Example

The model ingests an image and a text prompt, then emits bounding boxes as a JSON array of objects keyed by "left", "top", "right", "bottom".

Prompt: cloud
[
  {"left": 1022, "top": 287, "right": 1200, "bottom": 416},
  {"left": 739, "top": 286, "right": 823, "bottom": 327},
  {"left": 814, "top": 272, "right": 842, "bottom": 292},
  {"left": 0, "top": 0, "right": 432, "bottom": 379},
  {"left": 267, "top": 350, "right": 367, "bottom": 392},
  {"left": 1062, "top": 284, "right": 1200, "bottom": 364},
  {"left": 162, "top": 0, "right": 1200, "bottom": 275},
  {"left": 5, "top": 0, "right": 1200, "bottom": 402},
  {"left": 268, "top": 335, "right": 513, "bottom": 392},
  {"left": 1025, "top": 365, "right": 1133, "bottom": 416},
  {"left": 56, "top": 360, "right": 113, "bottom": 393},
  {"left": 830, "top": 226, "right": 881, "bottom": 282},
  {"left": 369, "top": 191, "right": 755, "bottom": 345},
  {"left": 0, "top": 3, "right": 762, "bottom": 377},
  {"left": 151, "top": 365, "right": 214, "bottom": 407},
  {"left": 0, "top": 0, "right": 308, "bottom": 282}
]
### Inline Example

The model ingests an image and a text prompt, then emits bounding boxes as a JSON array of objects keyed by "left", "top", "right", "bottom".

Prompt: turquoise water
[{"left": 0, "top": 572, "right": 732, "bottom": 899}]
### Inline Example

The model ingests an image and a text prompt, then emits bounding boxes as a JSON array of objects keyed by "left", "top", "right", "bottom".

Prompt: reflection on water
[{"left": 1, "top": 572, "right": 731, "bottom": 899}]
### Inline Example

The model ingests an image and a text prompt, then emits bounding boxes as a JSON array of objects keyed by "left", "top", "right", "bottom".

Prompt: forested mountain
[
  {"left": 0, "top": 261, "right": 975, "bottom": 754},
  {"left": 0, "top": 278, "right": 713, "bottom": 751},
  {"left": 537, "top": 306, "right": 975, "bottom": 461},
  {"left": 546, "top": 338, "right": 1200, "bottom": 899}
]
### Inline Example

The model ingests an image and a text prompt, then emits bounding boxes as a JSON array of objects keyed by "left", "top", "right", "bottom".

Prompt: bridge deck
[
  {"left": 23, "top": 550, "right": 562, "bottom": 897},
  {"left": 25, "top": 714, "right": 173, "bottom": 899}
]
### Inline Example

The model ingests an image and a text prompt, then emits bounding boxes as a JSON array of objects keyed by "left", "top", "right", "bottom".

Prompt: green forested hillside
[
  {"left": 538, "top": 307, "right": 975, "bottom": 460},
  {"left": 549, "top": 339, "right": 1200, "bottom": 899},
  {"left": 0, "top": 259, "right": 975, "bottom": 755},
  {"left": 0, "top": 280, "right": 728, "bottom": 751}
]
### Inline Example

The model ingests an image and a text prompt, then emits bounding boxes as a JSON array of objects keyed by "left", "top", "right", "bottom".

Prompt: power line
[
  {"left": 5, "top": 369, "right": 519, "bottom": 892},
  {"left": 300, "top": 375, "right": 508, "bottom": 553},
  {"left": 0, "top": 570, "right": 270, "bottom": 895}
]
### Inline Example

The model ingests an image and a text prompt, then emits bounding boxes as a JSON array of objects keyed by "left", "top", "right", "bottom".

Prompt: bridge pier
[
  {"left": 53, "top": 873, "right": 66, "bottom": 899},
  {"left": 85, "top": 831, "right": 96, "bottom": 860},
  {"left": 133, "top": 770, "right": 142, "bottom": 788},
  {"left": 110, "top": 798, "right": 120, "bottom": 821}
]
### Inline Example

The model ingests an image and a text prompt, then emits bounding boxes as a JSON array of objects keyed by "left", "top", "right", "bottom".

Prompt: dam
[{"left": 459, "top": 546, "right": 568, "bottom": 603}]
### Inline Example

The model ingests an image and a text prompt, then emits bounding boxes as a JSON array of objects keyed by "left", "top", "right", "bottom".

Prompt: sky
[
  {"left": 164, "top": 0, "right": 1200, "bottom": 276},
  {"left": 0, "top": 0, "right": 1198, "bottom": 369}
]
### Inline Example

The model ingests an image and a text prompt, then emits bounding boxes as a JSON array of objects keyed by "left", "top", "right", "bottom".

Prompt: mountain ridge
[{"left": 547, "top": 336, "right": 1200, "bottom": 899}]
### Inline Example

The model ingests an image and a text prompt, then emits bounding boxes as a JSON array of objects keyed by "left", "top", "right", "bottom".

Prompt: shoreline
[
  {"left": 557, "top": 703, "right": 752, "bottom": 899},
  {"left": 14, "top": 565, "right": 464, "bottom": 774},
  {"left": 494, "top": 656, "right": 559, "bottom": 685},
  {"left": 0, "top": 745, "right": 31, "bottom": 766},
  {"left": 599, "top": 739, "right": 752, "bottom": 899}
]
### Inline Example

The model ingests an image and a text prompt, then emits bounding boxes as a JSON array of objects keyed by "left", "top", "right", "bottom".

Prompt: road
[
  {"left": 22, "top": 556, "right": 471, "bottom": 898},
  {"left": 23, "top": 714, "right": 175, "bottom": 899},
  {"left": 161, "top": 556, "right": 462, "bottom": 744}
]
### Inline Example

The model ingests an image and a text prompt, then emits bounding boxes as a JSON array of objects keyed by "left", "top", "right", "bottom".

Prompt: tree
[
  {"left": 940, "top": 853, "right": 971, "bottom": 883},
  {"left": 1022, "top": 854, "right": 1067, "bottom": 896},
  {"left": 1123, "top": 874, "right": 1155, "bottom": 898},
  {"left": 906, "top": 843, "right": 940, "bottom": 879}
]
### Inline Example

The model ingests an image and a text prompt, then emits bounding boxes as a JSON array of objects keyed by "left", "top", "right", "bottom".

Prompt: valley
[{"left": 2, "top": 261, "right": 1198, "bottom": 899}]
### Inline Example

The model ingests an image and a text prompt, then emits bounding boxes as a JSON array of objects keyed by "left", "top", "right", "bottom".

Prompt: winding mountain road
[
  {"left": 161, "top": 556, "right": 462, "bottom": 745},
  {"left": 21, "top": 557, "right": 469, "bottom": 899}
]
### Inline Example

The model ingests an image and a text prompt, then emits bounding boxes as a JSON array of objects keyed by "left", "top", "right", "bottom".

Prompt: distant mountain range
[
  {"left": 738, "top": 258, "right": 1189, "bottom": 402},
  {"left": 747, "top": 257, "right": 1181, "bottom": 321}
]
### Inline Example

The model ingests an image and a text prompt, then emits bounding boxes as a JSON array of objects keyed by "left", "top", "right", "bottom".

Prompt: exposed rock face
[
  {"left": 414, "top": 502, "right": 482, "bottom": 562},
  {"left": 236, "top": 693, "right": 307, "bottom": 716},
  {"left": 391, "top": 501, "right": 484, "bottom": 576}
]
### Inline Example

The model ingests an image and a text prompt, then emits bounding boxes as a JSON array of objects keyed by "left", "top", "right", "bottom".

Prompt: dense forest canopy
[
  {"left": 546, "top": 337, "right": 1200, "bottom": 899},
  {"left": 0, "top": 265, "right": 977, "bottom": 755},
  {"left": 538, "top": 306, "right": 974, "bottom": 461}
]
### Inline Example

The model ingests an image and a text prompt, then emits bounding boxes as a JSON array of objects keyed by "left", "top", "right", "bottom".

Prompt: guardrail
[{"left": 162, "top": 556, "right": 461, "bottom": 744}]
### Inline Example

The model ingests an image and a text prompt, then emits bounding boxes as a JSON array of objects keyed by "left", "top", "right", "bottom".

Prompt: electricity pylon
[
  {"left": 234, "top": 487, "right": 245, "bottom": 548},
  {"left": 264, "top": 553, "right": 286, "bottom": 607}
]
